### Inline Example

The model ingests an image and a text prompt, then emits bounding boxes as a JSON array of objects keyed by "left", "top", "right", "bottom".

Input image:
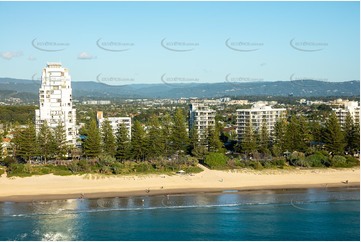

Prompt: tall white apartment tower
[
  {"left": 237, "top": 102, "right": 286, "bottom": 141},
  {"left": 189, "top": 103, "right": 216, "bottom": 142},
  {"left": 35, "top": 63, "right": 77, "bottom": 145},
  {"left": 332, "top": 101, "right": 360, "bottom": 127}
]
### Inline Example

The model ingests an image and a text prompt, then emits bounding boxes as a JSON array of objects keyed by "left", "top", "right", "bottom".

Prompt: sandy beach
[{"left": 0, "top": 165, "right": 359, "bottom": 202}]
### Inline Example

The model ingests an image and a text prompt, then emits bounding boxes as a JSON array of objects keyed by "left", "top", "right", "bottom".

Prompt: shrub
[
  {"left": 135, "top": 162, "right": 153, "bottom": 173},
  {"left": 249, "top": 161, "right": 263, "bottom": 170},
  {"left": 2, "top": 156, "right": 16, "bottom": 167},
  {"left": 345, "top": 155, "right": 360, "bottom": 167},
  {"left": 0, "top": 166, "right": 5, "bottom": 176},
  {"left": 7, "top": 163, "right": 32, "bottom": 177},
  {"left": 99, "top": 165, "right": 112, "bottom": 174},
  {"left": 110, "top": 162, "right": 124, "bottom": 175},
  {"left": 305, "top": 152, "right": 330, "bottom": 167},
  {"left": 78, "top": 160, "right": 91, "bottom": 173},
  {"left": 270, "top": 158, "right": 286, "bottom": 167},
  {"left": 261, "top": 160, "right": 272, "bottom": 169},
  {"left": 289, "top": 151, "right": 309, "bottom": 167},
  {"left": 204, "top": 152, "right": 229, "bottom": 169},
  {"left": 184, "top": 166, "right": 203, "bottom": 173},
  {"left": 331, "top": 155, "right": 347, "bottom": 167}
]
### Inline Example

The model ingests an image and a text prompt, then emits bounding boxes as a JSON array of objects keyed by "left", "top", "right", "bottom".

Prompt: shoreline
[
  {"left": 0, "top": 182, "right": 359, "bottom": 203},
  {"left": 0, "top": 167, "right": 359, "bottom": 202}
]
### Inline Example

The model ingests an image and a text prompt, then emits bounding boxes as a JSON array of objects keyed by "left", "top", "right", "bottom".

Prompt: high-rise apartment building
[
  {"left": 96, "top": 111, "right": 131, "bottom": 138},
  {"left": 189, "top": 103, "right": 216, "bottom": 142},
  {"left": 236, "top": 102, "right": 286, "bottom": 141},
  {"left": 333, "top": 101, "right": 360, "bottom": 127},
  {"left": 35, "top": 63, "right": 77, "bottom": 145}
]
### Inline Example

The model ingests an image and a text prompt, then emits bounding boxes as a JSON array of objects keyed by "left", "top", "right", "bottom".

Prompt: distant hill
[{"left": 0, "top": 77, "right": 359, "bottom": 101}]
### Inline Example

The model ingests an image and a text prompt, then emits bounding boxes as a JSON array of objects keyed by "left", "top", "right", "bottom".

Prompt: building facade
[
  {"left": 96, "top": 111, "right": 131, "bottom": 138},
  {"left": 189, "top": 103, "right": 216, "bottom": 142},
  {"left": 333, "top": 101, "right": 360, "bottom": 127},
  {"left": 236, "top": 102, "right": 286, "bottom": 141},
  {"left": 35, "top": 63, "right": 77, "bottom": 145}
]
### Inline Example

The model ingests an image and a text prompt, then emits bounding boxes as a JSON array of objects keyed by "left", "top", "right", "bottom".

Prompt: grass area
[{"left": 0, "top": 166, "right": 5, "bottom": 176}]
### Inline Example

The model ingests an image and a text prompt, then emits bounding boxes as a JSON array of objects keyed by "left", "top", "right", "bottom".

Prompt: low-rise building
[{"left": 96, "top": 111, "right": 131, "bottom": 138}]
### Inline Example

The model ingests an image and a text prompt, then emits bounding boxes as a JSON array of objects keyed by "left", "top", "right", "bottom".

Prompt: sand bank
[{"left": 0, "top": 166, "right": 359, "bottom": 202}]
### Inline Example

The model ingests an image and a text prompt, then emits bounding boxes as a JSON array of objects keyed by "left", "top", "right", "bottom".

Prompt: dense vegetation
[
  {"left": 4, "top": 155, "right": 202, "bottom": 177},
  {"left": 0, "top": 106, "right": 36, "bottom": 124},
  {"left": 0, "top": 103, "right": 360, "bottom": 177}
]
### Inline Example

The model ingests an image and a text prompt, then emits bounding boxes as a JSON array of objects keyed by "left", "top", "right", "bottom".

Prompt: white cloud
[
  {"left": 78, "top": 52, "right": 96, "bottom": 60},
  {"left": 1, "top": 51, "right": 23, "bottom": 60}
]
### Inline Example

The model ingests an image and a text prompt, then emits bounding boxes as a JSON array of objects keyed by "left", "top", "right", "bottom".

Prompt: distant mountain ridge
[{"left": 0, "top": 77, "right": 359, "bottom": 101}]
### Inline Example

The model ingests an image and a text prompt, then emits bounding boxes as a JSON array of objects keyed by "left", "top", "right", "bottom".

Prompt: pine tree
[
  {"left": 343, "top": 112, "right": 360, "bottom": 155},
  {"left": 258, "top": 119, "right": 270, "bottom": 154},
  {"left": 189, "top": 125, "right": 207, "bottom": 158},
  {"left": 13, "top": 121, "right": 38, "bottom": 163},
  {"left": 207, "top": 125, "right": 224, "bottom": 153},
  {"left": 146, "top": 115, "right": 165, "bottom": 159},
  {"left": 309, "top": 120, "right": 323, "bottom": 149},
  {"left": 83, "top": 119, "right": 101, "bottom": 158},
  {"left": 322, "top": 112, "right": 345, "bottom": 155},
  {"left": 131, "top": 120, "right": 147, "bottom": 161},
  {"left": 285, "top": 115, "right": 309, "bottom": 152},
  {"left": 53, "top": 121, "right": 68, "bottom": 159},
  {"left": 171, "top": 108, "right": 189, "bottom": 153},
  {"left": 115, "top": 123, "right": 131, "bottom": 161},
  {"left": 241, "top": 119, "right": 257, "bottom": 154},
  {"left": 273, "top": 118, "right": 288, "bottom": 154},
  {"left": 161, "top": 113, "right": 173, "bottom": 157},
  {"left": 38, "top": 121, "right": 57, "bottom": 162},
  {"left": 351, "top": 123, "right": 360, "bottom": 154},
  {"left": 101, "top": 119, "right": 116, "bottom": 157},
  {"left": 343, "top": 112, "right": 354, "bottom": 154}
]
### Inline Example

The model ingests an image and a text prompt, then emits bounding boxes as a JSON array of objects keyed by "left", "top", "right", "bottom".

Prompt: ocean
[{"left": 0, "top": 187, "right": 359, "bottom": 241}]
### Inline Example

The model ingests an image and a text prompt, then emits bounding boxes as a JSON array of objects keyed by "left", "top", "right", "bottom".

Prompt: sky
[{"left": 0, "top": 1, "right": 359, "bottom": 85}]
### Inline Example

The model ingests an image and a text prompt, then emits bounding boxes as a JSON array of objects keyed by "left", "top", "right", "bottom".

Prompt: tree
[
  {"left": 146, "top": 115, "right": 165, "bottom": 159},
  {"left": 115, "top": 123, "right": 131, "bottom": 161},
  {"left": 171, "top": 108, "right": 189, "bottom": 153},
  {"left": 189, "top": 125, "right": 207, "bottom": 159},
  {"left": 207, "top": 125, "right": 224, "bottom": 153},
  {"left": 204, "top": 152, "right": 228, "bottom": 169},
  {"left": 351, "top": 123, "right": 360, "bottom": 155},
  {"left": 83, "top": 119, "right": 101, "bottom": 158},
  {"left": 273, "top": 118, "right": 288, "bottom": 154},
  {"left": 38, "top": 121, "right": 56, "bottom": 162},
  {"left": 343, "top": 112, "right": 360, "bottom": 155},
  {"left": 101, "top": 120, "right": 116, "bottom": 157},
  {"left": 13, "top": 121, "right": 38, "bottom": 163},
  {"left": 53, "top": 121, "right": 68, "bottom": 159},
  {"left": 285, "top": 115, "right": 309, "bottom": 152},
  {"left": 161, "top": 113, "right": 174, "bottom": 157},
  {"left": 131, "top": 120, "right": 147, "bottom": 161},
  {"left": 258, "top": 119, "right": 270, "bottom": 154},
  {"left": 322, "top": 112, "right": 345, "bottom": 155},
  {"left": 241, "top": 119, "right": 257, "bottom": 154},
  {"left": 309, "top": 120, "right": 323, "bottom": 149}
]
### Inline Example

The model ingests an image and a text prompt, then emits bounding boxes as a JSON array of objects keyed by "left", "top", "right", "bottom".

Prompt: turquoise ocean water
[{"left": 0, "top": 187, "right": 359, "bottom": 241}]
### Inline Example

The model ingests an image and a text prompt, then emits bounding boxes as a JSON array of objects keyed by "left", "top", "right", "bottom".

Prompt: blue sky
[{"left": 0, "top": 1, "right": 359, "bottom": 85}]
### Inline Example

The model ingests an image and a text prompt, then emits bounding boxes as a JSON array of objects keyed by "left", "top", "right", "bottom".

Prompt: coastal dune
[{"left": 0, "top": 166, "right": 359, "bottom": 202}]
